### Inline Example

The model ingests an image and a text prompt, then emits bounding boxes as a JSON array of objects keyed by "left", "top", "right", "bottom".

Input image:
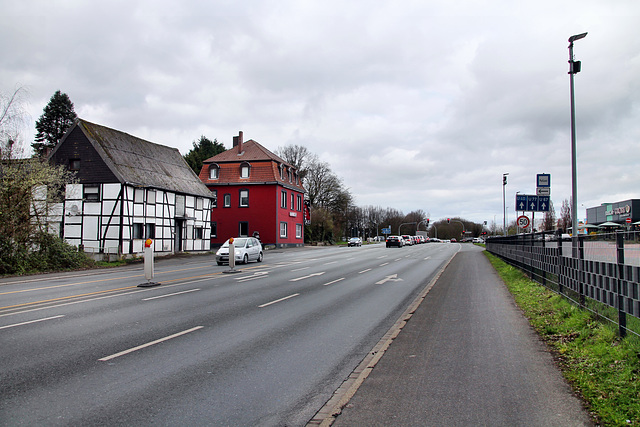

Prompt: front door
[{"left": 175, "top": 219, "right": 184, "bottom": 252}]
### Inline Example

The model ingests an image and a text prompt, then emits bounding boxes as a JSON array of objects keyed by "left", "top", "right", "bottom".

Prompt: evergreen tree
[
  {"left": 32, "top": 90, "right": 77, "bottom": 157},
  {"left": 183, "top": 135, "right": 226, "bottom": 174}
]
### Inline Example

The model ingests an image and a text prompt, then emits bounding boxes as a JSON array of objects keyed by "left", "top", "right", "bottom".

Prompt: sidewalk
[{"left": 327, "top": 244, "right": 592, "bottom": 426}]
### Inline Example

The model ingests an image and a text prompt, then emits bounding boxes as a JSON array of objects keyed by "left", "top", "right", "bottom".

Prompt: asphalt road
[
  {"left": 331, "top": 244, "right": 592, "bottom": 426},
  {"left": 0, "top": 242, "right": 458, "bottom": 426}
]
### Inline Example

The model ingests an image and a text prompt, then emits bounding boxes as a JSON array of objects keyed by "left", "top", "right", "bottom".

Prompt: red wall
[{"left": 210, "top": 183, "right": 304, "bottom": 247}]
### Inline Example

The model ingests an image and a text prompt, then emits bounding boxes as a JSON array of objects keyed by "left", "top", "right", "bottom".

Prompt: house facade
[
  {"left": 199, "top": 132, "right": 306, "bottom": 248},
  {"left": 48, "top": 119, "right": 214, "bottom": 259}
]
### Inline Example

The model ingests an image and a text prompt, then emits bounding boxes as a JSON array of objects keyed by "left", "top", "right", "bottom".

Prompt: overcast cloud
[{"left": 2, "top": 0, "right": 639, "bottom": 226}]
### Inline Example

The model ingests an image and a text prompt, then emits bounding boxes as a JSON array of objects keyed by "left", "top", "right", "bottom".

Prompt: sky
[{"left": 2, "top": 0, "right": 639, "bottom": 227}]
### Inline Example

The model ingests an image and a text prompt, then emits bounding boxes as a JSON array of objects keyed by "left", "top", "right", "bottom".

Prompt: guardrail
[{"left": 486, "top": 231, "right": 640, "bottom": 337}]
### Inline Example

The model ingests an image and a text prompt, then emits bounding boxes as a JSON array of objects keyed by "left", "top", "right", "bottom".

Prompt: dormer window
[
  {"left": 279, "top": 164, "right": 285, "bottom": 180},
  {"left": 209, "top": 164, "right": 219, "bottom": 179},
  {"left": 240, "top": 162, "right": 251, "bottom": 178}
]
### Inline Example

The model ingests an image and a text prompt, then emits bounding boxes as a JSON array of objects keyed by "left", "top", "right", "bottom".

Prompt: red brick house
[{"left": 199, "top": 132, "right": 306, "bottom": 247}]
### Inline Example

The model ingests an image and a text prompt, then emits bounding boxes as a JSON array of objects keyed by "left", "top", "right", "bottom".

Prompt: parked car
[
  {"left": 348, "top": 237, "right": 362, "bottom": 247},
  {"left": 386, "top": 235, "right": 404, "bottom": 248},
  {"left": 216, "top": 237, "right": 263, "bottom": 265}
]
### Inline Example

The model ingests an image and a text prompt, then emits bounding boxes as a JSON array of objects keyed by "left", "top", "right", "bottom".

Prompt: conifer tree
[
  {"left": 183, "top": 135, "right": 226, "bottom": 174},
  {"left": 32, "top": 90, "right": 77, "bottom": 157}
]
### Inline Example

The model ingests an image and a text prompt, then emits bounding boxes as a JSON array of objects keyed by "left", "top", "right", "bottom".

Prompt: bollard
[
  {"left": 223, "top": 237, "right": 241, "bottom": 274},
  {"left": 138, "top": 238, "right": 161, "bottom": 287}
]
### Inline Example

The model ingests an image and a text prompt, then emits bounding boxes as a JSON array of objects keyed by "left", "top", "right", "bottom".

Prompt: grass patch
[{"left": 484, "top": 251, "right": 640, "bottom": 426}]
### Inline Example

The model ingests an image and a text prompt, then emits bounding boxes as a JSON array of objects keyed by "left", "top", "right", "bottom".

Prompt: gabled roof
[
  {"left": 201, "top": 139, "right": 305, "bottom": 192},
  {"left": 203, "top": 139, "right": 287, "bottom": 164},
  {"left": 50, "top": 119, "right": 213, "bottom": 198}
]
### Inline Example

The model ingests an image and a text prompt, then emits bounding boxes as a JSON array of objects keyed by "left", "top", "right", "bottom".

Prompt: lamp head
[{"left": 569, "top": 32, "right": 587, "bottom": 43}]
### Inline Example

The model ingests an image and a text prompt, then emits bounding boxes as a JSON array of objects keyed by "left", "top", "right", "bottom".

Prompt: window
[
  {"left": 291, "top": 193, "right": 294, "bottom": 210},
  {"left": 83, "top": 185, "right": 100, "bottom": 201},
  {"left": 194, "top": 227, "right": 203, "bottom": 239},
  {"left": 69, "top": 159, "right": 80, "bottom": 171},
  {"left": 239, "top": 189, "right": 249, "bottom": 207},
  {"left": 280, "top": 222, "right": 288, "bottom": 238},
  {"left": 280, "top": 164, "right": 285, "bottom": 180},
  {"left": 133, "top": 223, "right": 144, "bottom": 239},
  {"left": 196, "top": 197, "right": 203, "bottom": 210},
  {"left": 145, "top": 223, "right": 156, "bottom": 239},
  {"left": 224, "top": 193, "right": 231, "bottom": 207},
  {"left": 240, "top": 163, "right": 250, "bottom": 178},
  {"left": 239, "top": 222, "right": 249, "bottom": 237},
  {"left": 147, "top": 189, "right": 156, "bottom": 204},
  {"left": 134, "top": 188, "right": 145, "bottom": 203},
  {"left": 211, "top": 222, "right": 217, "bottom": 238},
  {"left": 212, "top": 190, "right": 217, "bottom": 208},
  {"left": 209, "top": 164, "right": 219, "bottom": 179},
  {"left": 296, "top": 223, "right": 302, "bottom": 238},
  {"left": 281, "top": 190, "right": 287, "bottom": 208},
  {"left": 297, "top": 195, "right": 302, "bottom": 211}
]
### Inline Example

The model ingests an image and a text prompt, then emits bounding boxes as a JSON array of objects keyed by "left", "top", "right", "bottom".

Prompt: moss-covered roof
[{"left": 54, "top": 119, "right": 213, "bottom": 198}]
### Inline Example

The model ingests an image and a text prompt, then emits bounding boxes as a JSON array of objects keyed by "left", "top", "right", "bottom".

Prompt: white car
[{"left": 216, "top": 237, "right": 263, "bottom": 265}]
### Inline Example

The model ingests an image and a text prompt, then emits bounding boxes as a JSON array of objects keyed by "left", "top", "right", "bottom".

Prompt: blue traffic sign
[
  {"left": 538, "top": 196, "right": 550, "bottom": 212},
  {"left": 537, "top": 173, "right": 551, "bottom": 187},
  {"left": 517, "top": 194, "right": 550, "bottom": 212},
  {"left": 382, "top": 227, "right": 391, "bottom": 234}
]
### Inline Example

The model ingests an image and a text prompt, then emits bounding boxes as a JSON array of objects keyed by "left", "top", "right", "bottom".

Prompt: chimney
[{"left": 232, "top": 131, "right": 243, "bottom": 155}]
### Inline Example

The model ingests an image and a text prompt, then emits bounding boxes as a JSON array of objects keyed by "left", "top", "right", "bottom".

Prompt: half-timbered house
[{"left": 48, "top": 119, "right": 214, "bottom": 259}]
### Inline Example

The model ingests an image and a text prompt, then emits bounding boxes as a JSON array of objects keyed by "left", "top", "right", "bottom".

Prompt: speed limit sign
[{"left": 517, "top": 215, "right": 530, "bottom": 228}]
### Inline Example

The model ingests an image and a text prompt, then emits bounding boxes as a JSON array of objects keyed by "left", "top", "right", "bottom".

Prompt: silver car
[{"left": 216, "top": 237, "right": 263, "bottom": 265}]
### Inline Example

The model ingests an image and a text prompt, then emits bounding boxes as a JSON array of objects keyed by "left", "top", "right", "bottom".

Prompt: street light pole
[
  {"left": 502, "top": 173, "right": 509, "bottom": 235},
  {"left": 515, "top": 191, "right": 520, "bottom": 234},
  {"left": 568, "top": 32, "right": 587, "bottom": 255}
]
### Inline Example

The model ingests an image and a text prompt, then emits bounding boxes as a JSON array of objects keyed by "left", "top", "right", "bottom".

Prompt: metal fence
[{"left": 486, "top": 231, "right": 640, "bottom": 337}]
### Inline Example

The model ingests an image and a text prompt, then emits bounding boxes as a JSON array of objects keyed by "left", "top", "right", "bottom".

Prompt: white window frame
[
  {"left": 240, "top": 164, "right": 250, "bottom": 178},
  {"left": 209, "top": 165, "right": 219, "bottom": 179},
  {"left": 296, "top": 223, "right": 302, "bottom": 239},
  {"left": 239, "top": 189, "right": 249, "bottom": 207},
  {"left": 280, "top": 222, "right": 288, "bottom": 238}
]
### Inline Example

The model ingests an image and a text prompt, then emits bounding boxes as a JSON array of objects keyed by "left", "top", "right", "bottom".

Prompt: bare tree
[
  {"left": 1, "top": 86, "right": 81, "bottom": 274},
  {"left": 1, "top": 86, "right": 30, "bottom": 158},
  {"left": 541, "top": 200, "right": 556, "bottom": 231},
  {"left": 557, "top": 198, "right": 572, "bottom": 233},
  {"left": 275, "top": 144, "right": 315, "bottom": 183}
]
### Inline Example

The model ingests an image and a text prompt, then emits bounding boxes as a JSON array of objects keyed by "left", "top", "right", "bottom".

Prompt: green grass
[{"left": 484, "top": 252, "right": 640, "bottom": 426}]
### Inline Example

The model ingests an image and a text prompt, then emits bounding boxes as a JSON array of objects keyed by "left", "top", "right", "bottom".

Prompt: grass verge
[{"left": 484, "top": 251, "right": 640, "bottom": 426}]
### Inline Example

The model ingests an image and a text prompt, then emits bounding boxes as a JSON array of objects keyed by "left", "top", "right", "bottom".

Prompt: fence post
[
  {"left": 529, "top": 233, "right": 535, "bottom": 280},
  {"left": 617, "top": 232, "right": 627, "bottom": 337},
  {"left": 557, "top": 235, "right": 564, "bottom": 296},
  {"left": 579, "top": 235, "right": 585, "bottom": 307},
  {"left": 541, "top": 234, "right": 547, "bottom": 288}
]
